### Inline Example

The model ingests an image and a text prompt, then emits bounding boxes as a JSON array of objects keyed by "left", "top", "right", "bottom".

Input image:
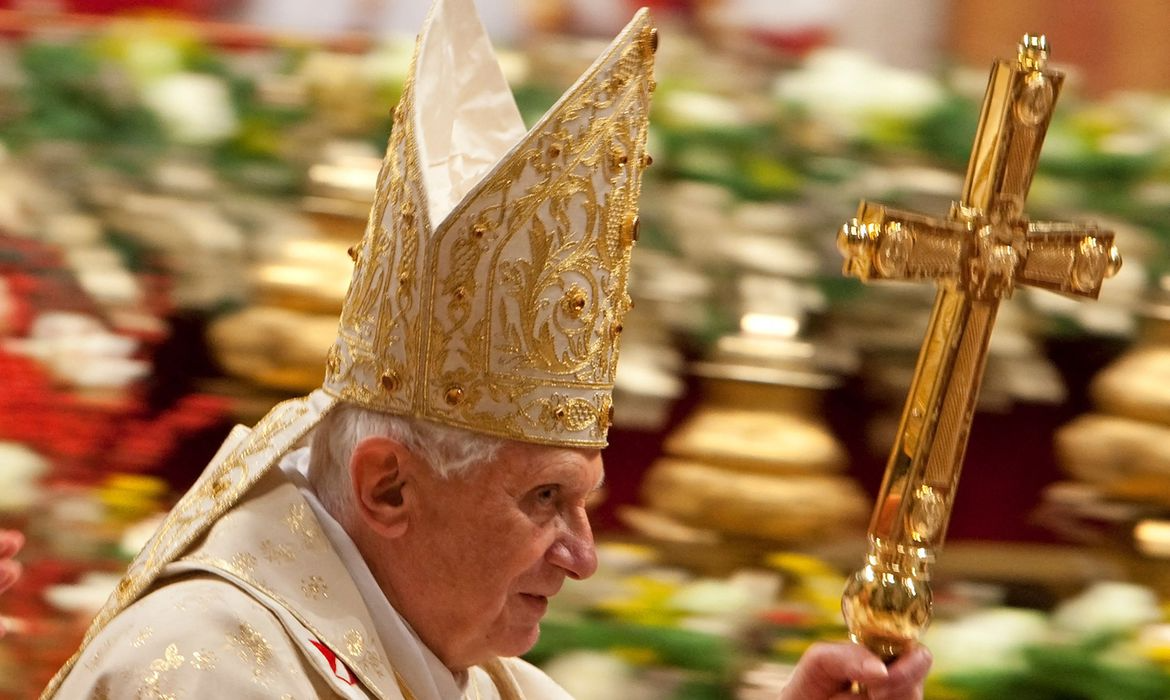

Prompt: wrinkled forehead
[{"left": 495, "top": 440, "right": 605, "bottom": 484}]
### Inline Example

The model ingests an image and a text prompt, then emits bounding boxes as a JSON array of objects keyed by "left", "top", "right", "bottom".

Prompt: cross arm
[
  {"left": 837, "top": 201, "right": 968, "bottom": 284},
  {"left": 1019, "top": 221, "right": 1121, "bottom": 299},
  {"left": 838, "top": 202, "right": 1121, "bottom": 299}
]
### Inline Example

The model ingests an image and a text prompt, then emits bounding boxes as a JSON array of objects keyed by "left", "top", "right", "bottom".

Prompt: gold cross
[{"left": 838, "top": 35, "right": 1121, "bottom": 660}]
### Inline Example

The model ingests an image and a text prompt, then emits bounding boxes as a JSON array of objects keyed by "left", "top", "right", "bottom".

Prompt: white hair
[{"left": 307, "top": 404, "right": 504, "bottom": 525}]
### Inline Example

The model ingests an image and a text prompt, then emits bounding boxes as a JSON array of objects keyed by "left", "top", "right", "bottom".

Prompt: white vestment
[{"left": 50, "top": 433, "right": 573, "bottom": 700}]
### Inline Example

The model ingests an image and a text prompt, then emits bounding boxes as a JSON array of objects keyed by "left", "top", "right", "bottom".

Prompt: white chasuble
[{"left": 51, "top": 445, "right": 572, "bottom": 700}]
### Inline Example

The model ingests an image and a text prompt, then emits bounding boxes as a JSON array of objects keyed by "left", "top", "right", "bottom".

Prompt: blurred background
[{"left": 2, "top": 0, "right": 1170, "bottom": 697}]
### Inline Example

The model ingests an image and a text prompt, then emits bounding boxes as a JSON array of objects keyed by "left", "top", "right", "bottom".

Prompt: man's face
[{"left": 381, "top": 441, "right": 602, "bottom": 670}]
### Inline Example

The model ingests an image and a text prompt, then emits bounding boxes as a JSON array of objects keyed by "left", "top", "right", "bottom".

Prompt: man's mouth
[{"left": 519, "top": 593, "right": 549, "bottom": 611}]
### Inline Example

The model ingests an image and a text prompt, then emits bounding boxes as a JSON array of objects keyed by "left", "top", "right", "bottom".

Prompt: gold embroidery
[
  {"left": 284, "top": 503, "right": 322, "bottom": 548},
  {"left": 209, "top": 475, "right": 231, "bottom": 498},
  {"left": 260, "top": 539, "right": 296, "bottom": 564},
  {"left": 83, "top": 638, "right": 115, "bottom": 671},
  {"left": 300, "top": 575, "right": 328, "bottom": 600},
  {"left": 230, "top": 552, "right": 258, "bottom": 577},
  {"left": 132, "top": 627, "right": 154, "bottom": 648},
  {"left": 181, "top": 550, "right": 391, "bottom": 691},
  {"left": 191, "top": 650, "right": 216, "bottom": 671},
  {"left": 340, "top": 628, "right": 387, "bottom": 678},
  {"left": 227, "top": 623, "right": 274, "bottom": 687},
  {"left": 141, "top": 643, "right": 185, "bottom": 699},
  {"left": 343, "top": 629, "right": 365, "bottom": 658}
]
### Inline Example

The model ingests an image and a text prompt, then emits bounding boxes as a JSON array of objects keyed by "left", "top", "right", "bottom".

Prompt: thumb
[{"left": 783, "top": 643, "right": 889, "bottom": 699}]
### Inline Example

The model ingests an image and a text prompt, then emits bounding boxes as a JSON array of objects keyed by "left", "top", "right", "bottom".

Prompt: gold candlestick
[{"left": 837, "top": 34, "right": 1122, "bottom": 660}]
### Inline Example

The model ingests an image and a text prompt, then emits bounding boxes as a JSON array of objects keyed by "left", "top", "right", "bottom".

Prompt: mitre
[{"left": 324, "top": 0, "right": 658, "bottom": 447}]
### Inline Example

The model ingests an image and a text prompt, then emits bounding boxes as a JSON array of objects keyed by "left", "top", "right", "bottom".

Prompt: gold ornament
[
  {"left": 323, "top": 1, "right": 657, "bottom": 447},
  {"left": 839, "top": 35, "right": 1121, "bottom": 660}
]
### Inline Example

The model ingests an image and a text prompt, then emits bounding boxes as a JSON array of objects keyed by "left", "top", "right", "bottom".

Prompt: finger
[
  {"left": 784, "top": 642, "right": 889, "bottom": 698},
  {"left": 870, "top": 646, "right": 932, "bottom": 700},
  {"left": 888, "top": 645, "right": 932, "bottom": 684},
  {"left": 0, "top": 531, "right": 24, "bottom": 559}
]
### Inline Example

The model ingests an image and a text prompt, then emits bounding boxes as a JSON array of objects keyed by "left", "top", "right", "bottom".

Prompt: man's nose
[{"left": 548, "top": 510, "right": 597, "bottom": 580}]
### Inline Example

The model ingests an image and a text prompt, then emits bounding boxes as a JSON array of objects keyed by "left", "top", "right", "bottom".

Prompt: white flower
[
  {"left": 45, "top": 572, "right": 123, "bottom": 616},
  {"left": 541, "top": 652, "right": 648, "bottom": 700},
  {"left": 141, "top": 73, "right": 239, "bottom": 145},
  {"left": 0, "top": 442, "right": 48, "bottom": 512},
  {"left": 774, "top": 48, "right": 944, "bottom": 140},
  {"left": 924, "top": 608, "right": 1050, "bottom": 674},
  {"left": 1053, "top": 582, "right": 1162, "bottom": 638},
  {"left": 6, "top": 312, "right": 149, "bottom": 390}
]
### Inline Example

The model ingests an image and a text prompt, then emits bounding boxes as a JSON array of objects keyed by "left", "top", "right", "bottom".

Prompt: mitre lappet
[{"left": 45, "top": 0, "right": 657, "bottom": 691}]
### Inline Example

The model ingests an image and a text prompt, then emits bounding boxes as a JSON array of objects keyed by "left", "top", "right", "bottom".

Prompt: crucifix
[{"left": 837, "top": 34, "right": 1122, "bottom": 660}]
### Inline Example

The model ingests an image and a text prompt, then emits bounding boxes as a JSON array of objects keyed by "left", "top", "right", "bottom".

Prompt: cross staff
[{"left": 837, "top": 35, "right": 1122, "bottom": 660}]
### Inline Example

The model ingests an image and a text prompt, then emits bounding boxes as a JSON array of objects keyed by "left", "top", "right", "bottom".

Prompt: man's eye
[{"left": 534, "top": 486, "right": 558, "bottom": 505}]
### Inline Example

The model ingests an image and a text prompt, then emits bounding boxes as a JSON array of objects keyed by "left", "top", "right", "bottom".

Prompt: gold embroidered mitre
[{"left": 323, "top": 0, "right": 657, "bottom": 447}]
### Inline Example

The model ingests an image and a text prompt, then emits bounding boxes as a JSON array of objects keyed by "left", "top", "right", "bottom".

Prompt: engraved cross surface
[{"left": 837, "top": 34, "right": 1122, "bottom": 660}]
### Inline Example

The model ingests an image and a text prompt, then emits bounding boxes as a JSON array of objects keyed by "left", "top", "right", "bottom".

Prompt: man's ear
[{"left": 349, "top": 436, "right": 415, "bottom": 539}]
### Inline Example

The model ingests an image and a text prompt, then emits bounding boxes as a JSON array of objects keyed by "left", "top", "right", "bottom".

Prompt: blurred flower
[
  {"left": 925, "top": 608, "right": 1050, "bottom": 674},
  {"left": 1053, "top": 581, "right": 1163, "bottom": 639},
  {"left": 0, "top": 441, "right": 47, "bottom": 513},
  {"left": 140, "top": 73, "right": 239, "bottom": 145},
  {"left": 6, "top": 312, "right": 148, "bottom": 390},
  {"left": 43, "top": 571, "right": 121, "bottom": 617},
  {"left": 765, "top": 551, "right": 847, "bottom": 622},
  {"left": 774, "top": 48, "right": 944, "bottom": 145},
  {"left": 96, "top": 19, "right": 199, "bottom": 88},
  {"left": 541, "top": 651, "right": 659, "bottom": 700}
]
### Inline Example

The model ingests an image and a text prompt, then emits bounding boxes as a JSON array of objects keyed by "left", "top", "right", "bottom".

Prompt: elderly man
[{"left": 44, "top": 0, "right": 928, "bottom": 697}]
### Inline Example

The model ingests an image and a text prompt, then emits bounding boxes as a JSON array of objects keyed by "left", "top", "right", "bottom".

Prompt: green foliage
[
  {"left": 659, "top": 125, "right": 802, "bottom": 201},
  {"left": 8, "top": 41, "right": 166, "bottom": 154},
  {"left": 938, "top": 637, "right": 1170, "bottom": 700},
  {"left": 527, "top": 618, "right": 735, "bottom": 676},
  {"left": 914, "top": 94, "right": 980, "bottom": 168}
]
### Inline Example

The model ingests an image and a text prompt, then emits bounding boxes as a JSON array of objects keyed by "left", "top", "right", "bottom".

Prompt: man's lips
[{"left": 519, "top": 593, "right": 550, "bottom": 611}]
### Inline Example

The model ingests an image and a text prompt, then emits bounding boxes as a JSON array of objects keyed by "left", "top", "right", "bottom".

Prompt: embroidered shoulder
[{"left": 50, "top": 577, "right": 330, "bottom": 699}]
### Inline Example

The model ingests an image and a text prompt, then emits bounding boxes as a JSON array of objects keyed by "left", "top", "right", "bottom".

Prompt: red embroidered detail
[{"left": 309, "top": 639, "right": 358, "bottom": 686}]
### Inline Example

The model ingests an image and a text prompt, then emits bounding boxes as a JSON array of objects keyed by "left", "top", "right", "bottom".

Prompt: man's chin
[{"left": 493, "top": 622, "right": 543, "bottom": 659}]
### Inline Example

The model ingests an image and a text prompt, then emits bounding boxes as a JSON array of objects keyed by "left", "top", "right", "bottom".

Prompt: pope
[{"left": 43, "top": 1, "right": 929, "bottom": 698}]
